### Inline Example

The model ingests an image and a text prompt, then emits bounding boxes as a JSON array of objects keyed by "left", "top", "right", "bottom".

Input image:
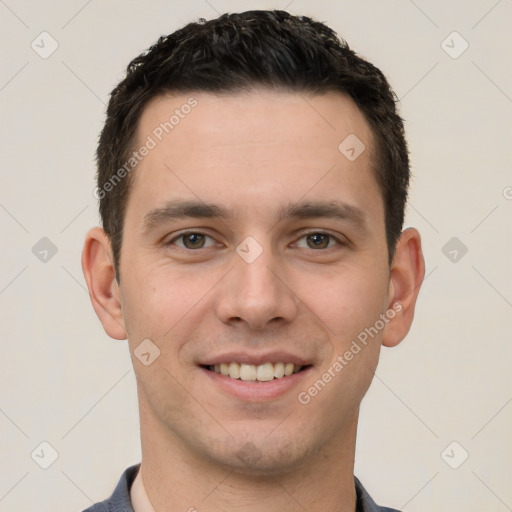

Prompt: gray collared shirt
[{"left": 82, "top": 464, "right": 401, "bottom": 512}]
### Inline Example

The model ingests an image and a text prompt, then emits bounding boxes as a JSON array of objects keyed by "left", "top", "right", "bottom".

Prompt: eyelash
[{"left": 167, "top": 230, "right": 344, "bottom": 250}]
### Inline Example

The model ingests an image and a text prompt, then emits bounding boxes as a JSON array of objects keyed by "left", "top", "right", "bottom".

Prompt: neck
[{"left": 138, "top": 399, "right": 358, "bottom": 512}]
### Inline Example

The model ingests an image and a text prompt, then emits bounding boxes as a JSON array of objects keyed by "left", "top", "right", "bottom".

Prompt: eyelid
[
  {"left": 166, "top": 230, "right": 218, "bottom": 248},
  {"left": 291, "top": 230, "right": 346, "bottom": 248}
]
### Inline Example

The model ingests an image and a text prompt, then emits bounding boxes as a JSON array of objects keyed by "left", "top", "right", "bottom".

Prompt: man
[{"left": 82, "top": 10, "right": 424, "bottom": 512}]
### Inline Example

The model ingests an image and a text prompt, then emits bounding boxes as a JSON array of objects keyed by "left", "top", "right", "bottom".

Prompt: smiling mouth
[{"left": 203, "top": 362, "right": 310, "bottom": 382}]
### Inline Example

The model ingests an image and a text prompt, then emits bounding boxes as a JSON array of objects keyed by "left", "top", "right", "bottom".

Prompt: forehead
[
  {"left": 136, "top": 89, "right": 374, "bottom": 158},
  {"left": 128, "top": 89, "right": 382, "bottom": 225}
]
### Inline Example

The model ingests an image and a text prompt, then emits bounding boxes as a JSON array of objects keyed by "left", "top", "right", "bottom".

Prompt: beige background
[{"left": 1, "top": 0, "right": 511, "bottom": 510}]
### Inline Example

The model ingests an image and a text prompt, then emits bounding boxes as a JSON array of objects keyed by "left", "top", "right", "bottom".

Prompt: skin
[{"left": 82, "top": 89, "right": 425, "bottom": 512}]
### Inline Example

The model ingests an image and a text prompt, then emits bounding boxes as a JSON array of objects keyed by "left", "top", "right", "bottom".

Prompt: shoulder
[
  {"left": 355, "top": 476, "right": 402, "bottom": 512},
  {"left": 81, "top": 463, "right": 140, "bottom": 512}
]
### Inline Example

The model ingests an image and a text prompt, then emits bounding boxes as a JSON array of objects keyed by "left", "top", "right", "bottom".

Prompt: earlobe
[
  {"left": 81, "top": 227, "right": 127, "bottom": 340},
  {"left": 382, "top": 228, "right": 425, "bottom": 348}
]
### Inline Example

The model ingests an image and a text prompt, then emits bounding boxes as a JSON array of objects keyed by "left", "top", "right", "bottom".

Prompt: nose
[{"left": 214, "top": 243, "right": 298, "bottom": 331}]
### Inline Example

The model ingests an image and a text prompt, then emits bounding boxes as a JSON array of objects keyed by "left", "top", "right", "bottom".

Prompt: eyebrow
[
  {"left": 142, "top": 201, "right": 230, "bottom": 232},
  {"left": 278, "top": 200, "right": 367, "bottom": 230},
  {"left": 142, "top": 199, "right": 368, "bottom": 233}
]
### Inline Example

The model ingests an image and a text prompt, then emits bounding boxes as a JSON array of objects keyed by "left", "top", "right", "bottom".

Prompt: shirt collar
[
  {"left": 100, "top": 463, "right": 399, "bottom": 512},
  {"left": 130, "top": 465, "right": 156, "bottom": 512}
]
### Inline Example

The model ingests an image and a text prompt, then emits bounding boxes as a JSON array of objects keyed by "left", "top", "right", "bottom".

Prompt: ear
[
  {"left": 382, "top": 227, "right": 425, "bottom": 348},
  {"left": 81, "top": 227, "right": 127, "bottom": 340}
]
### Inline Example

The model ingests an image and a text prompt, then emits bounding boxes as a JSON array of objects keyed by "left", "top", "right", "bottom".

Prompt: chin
[{"left": 203, "top": 432, "right": 316, "bottom": 477}]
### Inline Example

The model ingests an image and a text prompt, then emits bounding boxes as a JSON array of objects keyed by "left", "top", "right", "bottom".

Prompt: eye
[
  {"left": 169, "top": 232, "right": 217, "bottom": 250},
  {"left": 294, "top": 232, "right": 341, "bottom": 250}
]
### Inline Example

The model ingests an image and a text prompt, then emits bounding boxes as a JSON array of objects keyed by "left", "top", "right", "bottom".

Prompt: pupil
[
  {"left": 308, "top": 234, "right": 328, "bottom": 249},
  {"left": 186, "top": 233, "right": 204, "bottom": 248}
]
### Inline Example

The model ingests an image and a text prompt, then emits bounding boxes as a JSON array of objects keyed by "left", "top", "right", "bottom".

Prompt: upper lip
[{"left": 199, "top": 351, "right": 311, "bottom": 367}]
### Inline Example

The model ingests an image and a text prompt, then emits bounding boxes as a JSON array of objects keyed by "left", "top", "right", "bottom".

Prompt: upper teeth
[{"left": 210, "top": 362, "right": 302, "bottom": 381}]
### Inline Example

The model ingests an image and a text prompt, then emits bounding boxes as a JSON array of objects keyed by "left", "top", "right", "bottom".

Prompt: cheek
[
  {"left": 319, "top": 268, "right": 388, "bottom": 395},
  {"left": 121, "top": 263, "right": 221, "bottom": 345},
  {"left": 302, "top": 265, "right": 388, "bottom": 340}
]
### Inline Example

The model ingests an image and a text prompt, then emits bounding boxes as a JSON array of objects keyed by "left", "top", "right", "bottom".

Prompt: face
[{"left": 114, "top": 90, "right": 397, "bottom": 473}]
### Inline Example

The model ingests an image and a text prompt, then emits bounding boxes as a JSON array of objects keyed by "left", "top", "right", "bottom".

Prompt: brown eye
[
  {"left": 169, "top": 232, "right": 216, "bottom": 249},
  {"left": 306, "top": 233, "right": 331, "bottom": 249},
  {"left": 181, "top": 233, "right": 206, "bottom": 249}
]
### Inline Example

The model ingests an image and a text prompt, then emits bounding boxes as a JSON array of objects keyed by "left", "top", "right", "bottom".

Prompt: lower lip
[{"left": 200, "top": 366, "right": 312, "bottom": 401}]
